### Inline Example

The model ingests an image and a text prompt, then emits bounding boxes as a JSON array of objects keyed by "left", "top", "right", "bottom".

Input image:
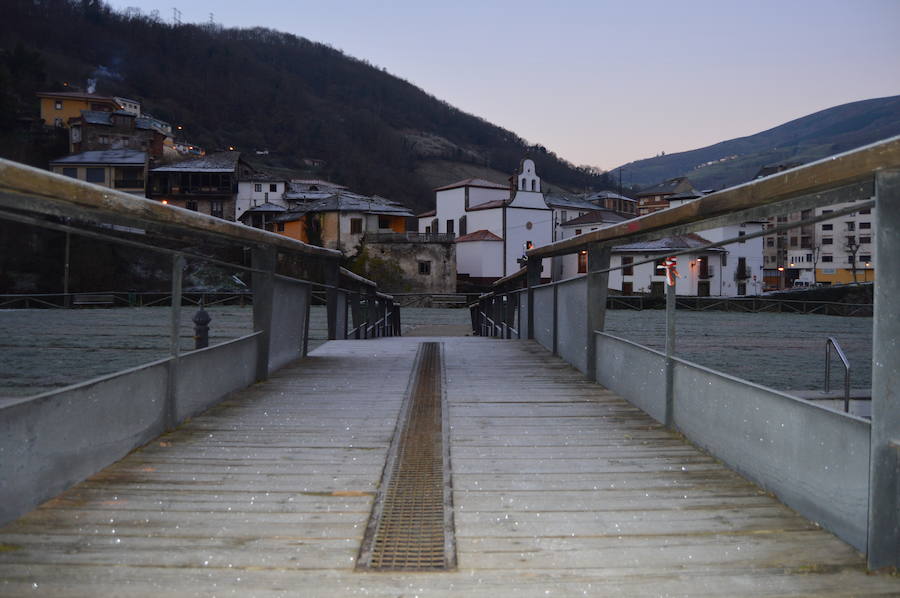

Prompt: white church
[{"left": 418, "top": 158, "right": 553, "bottom": 285}]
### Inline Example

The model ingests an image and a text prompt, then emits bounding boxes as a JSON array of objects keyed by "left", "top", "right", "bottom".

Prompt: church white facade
[{"left": 418, "top": 159, "right": 553, "bottom": 284}]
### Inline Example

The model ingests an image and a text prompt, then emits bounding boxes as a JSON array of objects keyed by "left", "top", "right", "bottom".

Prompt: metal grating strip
[{"left": 357, "top": 342, "right": 455, "bottom": 571}]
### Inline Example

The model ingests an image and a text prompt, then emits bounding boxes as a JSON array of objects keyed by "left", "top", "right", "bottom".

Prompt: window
[
  {"left": 822, "top": 223, "right": 833, "bottom": 231},
  {"left": 738, "top": 230, "right": 746, "bottom": 243},
  {"left": 98, "top": 135, "right": 108, "bottom": 145},
  {"left": 560, "top": 210, "right": 567, "bottom": 223},
  {"left": 822, "top": 209, "right": 833, "bottom": 214},
  {"left": 446, "top": 219, "right": 454, "bottom": 235},
  {"left": 822, "top": 255, "right": 833, "bottom": 263},
  {"left": 54, "top": 100, "right": 63, "bottom": 110},
  {"left": 350, "top": 218, "right": 363, "bottom": 234},
  {"left": 62, "top": 167, "right": 77, "bottom": 179},
  {"left": 379, "top": 215, "right": 391, "bottom": 229},
  {"left": 801, "top": 209, "right": 812, "bottom": 220},
  {"left": 458, "top": 215, "right": 467, "bottom": 236},
  {"left": 210, "top": 200, "right": 224, "bottom": 219},
  {"left": 806, "top": 254, "right": 813, "bottom": 262},
  {"left": 859, "top": 222, "right": 871, "bottom": 230},
  {"left": 254, "top": 183, "right": 262, "bottom": 192},
  {"left": 85, "top": 168, "right": 105, "bottom": 183},
  {"left": 789, "top": 236, "right": 798, "bottom": 248},
  {"left": 53, "top": 118, "right": 63, "bottom": 127},
  {"left": 269, "top": 183, "right": 277, "bottom": 192},
  {"left": 531, "top": 180, "right": 536, "bottom": 191},
  {"left": 738, "top": 282, "right": 747, "bottom": 295},
  {"left": 859, "top": 208, "right": 871, "bottom": 215},
  {"left": 277, "top": 222, "right": 285, "bottom": 232},
  {"left": 186, "top": 200, "right": 198, "bottom": 211},
  {"left": 575, "top": 229, "right": 582, "bottom": 235},
  {"left": 859, "top": 255, "right": 872, "bottom": 263},
  {"left": 822, "top": 237, "right": 833, "bottom": 245},
  {"left": 860, "top": 236, "right": 871, "bottom": 244},
  {"left": 846, "top": 222, "right": 855, "bottom": 231},
  {"left": 846, "top": 235, "right": 856, "bottom": 245},
  {"left": 721, "top": 253, "right": 727, "bottom": 268},
  {"left": 622, "top": 256, "right": 634, "bottom": 276},
  {"left": 766, "top": 238, "right": 774, "bottom": 247},
  {"left": 418, "top": 261, "right": 431, "bottom": 275},
  {"left": 424, "top": 226, "right": 431, "bottom": 234}
]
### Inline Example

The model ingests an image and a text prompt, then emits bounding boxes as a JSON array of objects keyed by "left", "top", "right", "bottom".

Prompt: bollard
[{"left": 192, "top": 307, "right": 211, "bottom": 349}]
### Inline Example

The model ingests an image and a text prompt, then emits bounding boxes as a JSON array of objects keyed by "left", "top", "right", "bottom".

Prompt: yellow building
[{"left": 37, "top": 91, "right": 120, "bottom": 128}]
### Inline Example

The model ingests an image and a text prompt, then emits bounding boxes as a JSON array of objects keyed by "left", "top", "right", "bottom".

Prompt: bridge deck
[{"left": 1, "top": 338, "right": 896, "bottom": 596}]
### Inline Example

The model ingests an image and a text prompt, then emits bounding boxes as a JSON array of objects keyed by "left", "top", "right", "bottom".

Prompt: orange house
[{"left": 37, "top": 91, "right": 120, "bottom": 128}]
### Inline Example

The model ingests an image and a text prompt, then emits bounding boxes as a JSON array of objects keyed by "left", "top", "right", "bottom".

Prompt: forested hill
[
  {"left": 613, "top": 95, "right": 900, "bottom": 191},
  {"left": 0, "top": 0, "right": 612, "bottom": 211}
]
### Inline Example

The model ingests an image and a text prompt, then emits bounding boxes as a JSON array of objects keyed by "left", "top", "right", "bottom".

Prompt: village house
[
  {"left": 50, "top": 149, "right": 147, "bottom": 196},
  {"left": 265, "top": 191, "right": 413, "bottom": 252},
  {"left": 67, "top": 110, "right": 172, "bottom": 160},
  {"left": 583, "top": 190, "right": 638, "bottom": 218},
  {"left": 235, "top": 173, "right": 289, "bottom": 221},
  {"left": 148, "top": 151, "right": 254, "bottom": 220},
  {"left": 554, "top": 208, "right": 629, "bottom": 279},
  {"left": 37, "top": 90, "right": 120, "bottom": 128},
  {"left": 635, "top": 176, "right": 696, "bottom": 216}
]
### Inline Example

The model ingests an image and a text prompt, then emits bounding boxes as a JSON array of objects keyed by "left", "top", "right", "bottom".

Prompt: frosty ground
[{"left": 0, "top": 306, "right": 872, "bottom": 398}]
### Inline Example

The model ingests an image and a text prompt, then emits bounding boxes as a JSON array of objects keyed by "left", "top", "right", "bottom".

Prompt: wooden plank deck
[{"left": 1, "top": 337, "right": 897, "bottom": 596}]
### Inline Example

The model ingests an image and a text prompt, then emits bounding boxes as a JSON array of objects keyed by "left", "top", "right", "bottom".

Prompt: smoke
[{"left": 86, "top": 78, "right": 96, "bottom": 94}]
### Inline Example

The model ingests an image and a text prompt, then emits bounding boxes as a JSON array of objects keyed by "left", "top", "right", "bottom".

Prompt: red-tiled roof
[
  {"left": 456, "top": 229, "right": 503, "bottom": 243},
  {"left": 433, "top": 177, "right": 508, "bottom": 192},
  {"left": 466, "top": 199, "right": 508, "bottom": 211}
]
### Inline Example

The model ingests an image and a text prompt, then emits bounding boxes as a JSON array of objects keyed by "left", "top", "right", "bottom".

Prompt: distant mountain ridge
[{"left": 614, "top": 95, "right": 900, "bottom": 191}]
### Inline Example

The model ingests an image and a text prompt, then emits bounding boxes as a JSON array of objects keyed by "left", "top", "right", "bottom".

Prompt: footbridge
[{"left": 1, "top": 139, "right": 899, "bottom": 596}]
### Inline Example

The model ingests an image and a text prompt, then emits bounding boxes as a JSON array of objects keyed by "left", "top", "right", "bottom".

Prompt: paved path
[{"left": 1, "top": 338, "right": 896, "bottom": 596}]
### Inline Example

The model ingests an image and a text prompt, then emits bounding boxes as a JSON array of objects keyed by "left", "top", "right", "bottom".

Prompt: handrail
[
  {"left": 825, "top": 337, "right": 852, "bottom": 412},
  {"left": 526, "top": 135, "right": 900, "bottom": 260},
  {"left": 0, "top": 159, "right": 340, "bottom": 260}
]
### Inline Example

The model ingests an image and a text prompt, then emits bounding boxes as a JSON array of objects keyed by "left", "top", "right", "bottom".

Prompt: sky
[{"left": 107, "top": 0, "right": 900, "bottom": 171}]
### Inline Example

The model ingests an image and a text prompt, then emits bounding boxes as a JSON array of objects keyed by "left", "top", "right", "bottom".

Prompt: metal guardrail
[
  {"left": 0, "top": 157, "right": 401, "bottom": 527},
  {"left": 825, "top": 337, "right": 852, "bottom": 412},
  {"left": 484, "top": 136, "right": 900, "bottom": 570},
  {"left": 364, "top": 232, "right": 456, "bottom": 243}
]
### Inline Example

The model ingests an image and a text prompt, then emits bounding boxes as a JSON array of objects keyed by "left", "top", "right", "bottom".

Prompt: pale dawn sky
[{"left": 106, "top": 0, "right": 900, "bottom": 171}]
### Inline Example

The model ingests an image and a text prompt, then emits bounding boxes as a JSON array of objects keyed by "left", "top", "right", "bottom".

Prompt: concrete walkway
[{"left": 1, "top": 338, "right": 896, "bottom": 596}]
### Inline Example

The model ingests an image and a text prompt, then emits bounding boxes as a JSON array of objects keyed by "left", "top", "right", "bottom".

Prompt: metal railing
[
  {"left": 825, "top": 336, "right": 852, "bottom": 412},
  {"left": 0, "top": 157, "right": 399, "bottom": 527},
  {"left": 483, "top": 136, "right": 900, "bottom": 570},
  {"left": 364, "top": 232, "right": 456, "bottom": 243}
]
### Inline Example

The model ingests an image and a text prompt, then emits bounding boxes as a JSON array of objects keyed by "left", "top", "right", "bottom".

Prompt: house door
[
  {"left": 697, "top": 281, "right": 710, "bottom": 297},
  {"left": 650, "top": 281, "right": 665, "bottom": 296}
]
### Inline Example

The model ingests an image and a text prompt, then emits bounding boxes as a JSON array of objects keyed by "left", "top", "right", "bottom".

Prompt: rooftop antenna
[
  {"left": 172, "top": 7, "right": 182, "bottom": 25},
  {"left": 209, "top": 12, "right": 215, "bottom": 27}
]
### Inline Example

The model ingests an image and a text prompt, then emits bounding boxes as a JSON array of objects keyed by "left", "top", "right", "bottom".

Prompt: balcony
[{"left": 114, "top": 179, "right": 145, "bottom": 190}]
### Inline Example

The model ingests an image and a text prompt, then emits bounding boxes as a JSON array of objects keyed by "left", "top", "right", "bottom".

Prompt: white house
[
  {"left": 418, "top": 158, "right": 553, "bottom": 285},
  {"left": 236, "top": 174, "right": 289, "bottom": 220}
]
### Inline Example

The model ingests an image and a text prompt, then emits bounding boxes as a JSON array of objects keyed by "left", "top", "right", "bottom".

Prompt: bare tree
[{"left": 845, "top": 236, "right": 861, "bottom": 284}]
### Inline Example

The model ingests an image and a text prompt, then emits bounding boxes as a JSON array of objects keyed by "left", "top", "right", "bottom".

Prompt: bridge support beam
[
  {"left": 868, "top": 169, "right": 900, "bottom": 570},
  {"left": 252, "top": 246, "right": 276, "bottom": 382},
  {"left": 526, "top": 259, "right": 542, "bottom": 340},
  {"left": 325, "top": 261, "right": 340, "bottom": 340},
  {"left": 585, "top": 244, "right": 610, "bottom": 381},
  {"left": 665, "top": 280, "right": 676, "bottom": 427}
]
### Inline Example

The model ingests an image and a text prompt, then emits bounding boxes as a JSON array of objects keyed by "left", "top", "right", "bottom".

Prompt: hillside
[
  {"left": 0, "top": 1, "right": 611, "bottom": 212},
  {"left": 614, "top": 95, "right": 900, "bottom": 190}
]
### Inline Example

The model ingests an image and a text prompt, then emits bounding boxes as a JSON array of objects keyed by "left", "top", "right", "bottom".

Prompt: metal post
[
  {"left": 552, "top": 284, "right": 558, "bottom": 355},
  {"left": 62, "top": 231, "right": 71, "bottom": 308},
  {"left": 351, "top": 292, "right": 362, "bottom": 339},
  {"left": 251, "top": 246, "right": 276, "bottom": 382},
  {"left": 526, "top": 259, "right": 542, "bottom": 340},
  {"left": 192, "top": 305, "right": 211, "bottom": 350},
  {"left": 325, "top": 261, "right": 340, "bottom": 341},
  {"left": 868, "top": 169, "right": 900, "bottom": 570},
  {"left": 665, "top": 280, "right": 676, "bottom": 427},
  {"left": 365, "top": 287, "right": 376, "bottom": 339},
  {"left": 165, "top": 253, "right": 185, "bottom": 429},
  {"left": 585, "top": 244, "right": 610, "bottom": 381}
]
